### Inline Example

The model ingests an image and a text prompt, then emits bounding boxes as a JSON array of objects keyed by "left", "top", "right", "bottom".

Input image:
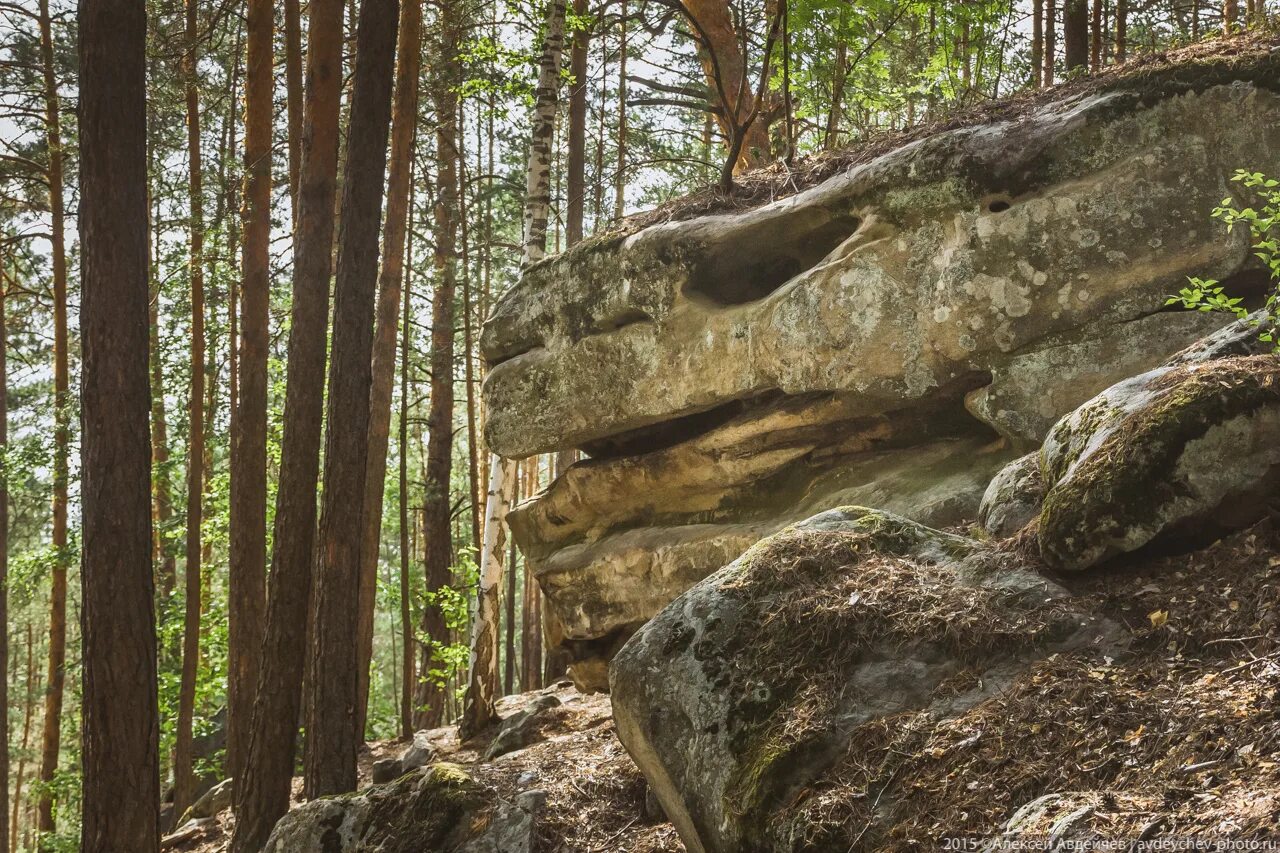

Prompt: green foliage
[{"left": 1169, "top": 170, "right": 1280, "bottom": 347}]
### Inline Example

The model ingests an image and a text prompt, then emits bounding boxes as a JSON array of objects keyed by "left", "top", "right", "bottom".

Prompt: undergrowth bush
[{"left": 1168, "top": 169, "right": 1280, "bottom": 345}]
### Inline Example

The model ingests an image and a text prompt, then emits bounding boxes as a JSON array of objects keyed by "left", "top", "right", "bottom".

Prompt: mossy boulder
[
  {"left": 263, "top": 763, "right": 537, "bottom": 853},
  {"left": 978, "top": 452, "right": 1044, "bottom": 538},
  {"left": 610, "top": 507, "right": 1113, "bottom": 853},
  {"left": 1039, "top": 356, "right": 1280, "bottom": 571}
]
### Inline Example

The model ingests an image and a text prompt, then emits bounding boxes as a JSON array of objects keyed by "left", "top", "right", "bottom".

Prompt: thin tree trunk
[
  {"left": 149, "top": 193, "right": 176, "bottom": 600},
  {"left": 825, "top": 11, "right": 848, "bottom": 148},
  {"left": 35, "top": 0, "right": 70, "bottom": 834},
  {"left": 398, "top": 200, "right": 414, "bottom": 739},
  {"left": 1091, "top": 0, "right": 1103, "bottom": 70},
  {"left": 305, "top": 0, "right": 399, "bottom": 797},
  {"left": 230, "top": 0, "right": 345, "bottom": 846},
  {"left": 521, "top": 0, "right": 567, "bottom": 265},
  {"left": 79, "top": 0, "right": 160, "bottom": 844},
  {"left": 0, "top": 260, "right": 8, "bottom": 853},
  {"left": 10, "top": 626, "right": 32, "bottom": 853},
  {"left": 504, "top": 535, "right": 517, "bottom": 695},
  {"left": 285, "top": 0, "right": 305, "bottom": 218},
  {"left": 1044, "top": 0, "right": 1056, "bottom": 85},
  {"left": 172, "top": 0, "right": 207, "bottom": 816},
  {"left": 566, "top": 0, "right": 588, "bottom": 246},
  {"left": 416, "top": 0, "right": 462, "bottom": 731},
  {"left": 357, "top": 0, "right": 421, "bottom": 739},
  {"left": 615, "top": 0, "right": 626, "bottom": 221},
  {"left": 228, "top": 0, "right": 272, "bottom": 791},
  {"left": 1225, "top": 0, "right": 1239, "bottom": 33},
  {"left": 521, "top": 561, "right": 542, "bottom": 691}
]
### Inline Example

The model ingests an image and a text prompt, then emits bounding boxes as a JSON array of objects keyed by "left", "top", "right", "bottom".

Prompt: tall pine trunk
[
  {"left": 0, "top": 255, "right": 8, "bottom": 853},
  {"left": 230, "top": 0, "right": 345, "bottom": 846},
  {"left": 35, "top": 0, "right": 70, "bottom": 833},
  {"left": 78, "top": 0, "right": 160, "bottom": 845},
  {"left": 398, "top": 198, "right": 415, "bottom": 738},
  {"left": 228, "top": 0, "right": 273, "bottom": 790},
  {"left": 414, "top": 0, "right": 462, "bottom": 732},
  {"left": 172, "top": 0, "right": 207, "bottom": 815},
  {"left": 566, "top": 0, "right": 588, "bottom": 246},
  {"left": 305, "top": 0, "right": 399, "bottom": 797},
  {"left": 357, "top": 0, "right": 421, "bottom": 738}
]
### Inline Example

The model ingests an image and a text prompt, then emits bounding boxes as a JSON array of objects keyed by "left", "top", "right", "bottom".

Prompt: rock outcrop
[
  {"left": 481, "top": 54, "right": 1280, "bottom": 686},
  {"left": 609, "top": 326, "right": 1280, "bottom": 850},
  {"left": 610, "top": 507, "right": 1117, "bottom": 852}
]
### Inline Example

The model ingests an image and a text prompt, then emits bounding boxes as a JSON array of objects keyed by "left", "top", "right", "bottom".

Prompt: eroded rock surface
[{"left": 481, "top": 55, "right": 1280, "bottom": 681}]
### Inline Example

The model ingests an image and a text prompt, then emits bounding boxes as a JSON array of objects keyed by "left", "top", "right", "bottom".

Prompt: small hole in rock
[{"left": 988, "top": 200, "right": 1012, "bottom": 213}]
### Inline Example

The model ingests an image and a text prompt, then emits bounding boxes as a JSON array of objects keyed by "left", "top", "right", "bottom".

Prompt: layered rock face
[{"left": 481, "top": 56, "right": 1280, "bottom": 687}]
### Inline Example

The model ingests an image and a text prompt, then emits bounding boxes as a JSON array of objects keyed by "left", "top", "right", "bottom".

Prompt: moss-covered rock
[
  {"left": 610, "top": 507, "right": 1112, "bottom": 853},
  {"left": 262, "top": 763, "right": 538, "bottom": 853},
  {"left": 1039, "top": 356, "right": 1280, "bottom": 571}
]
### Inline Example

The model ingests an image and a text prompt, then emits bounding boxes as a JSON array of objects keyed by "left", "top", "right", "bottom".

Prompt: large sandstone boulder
[
  {"left": 610, "top": 507, "right": 1116, "bottom": 853},
  {"left": 482, "top": 54, "right": 1280, "bottom": 679},
  {"left": 1039, "top": 355, "right": 1280, "bottom": 570}
]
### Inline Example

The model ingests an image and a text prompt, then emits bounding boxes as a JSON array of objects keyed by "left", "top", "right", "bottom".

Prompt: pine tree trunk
[
  {"left": 35, "top": 0, "right": 70, "bottom": 833},
  {"left": 1064, "top": 0, "right": 1088, "bottom": 71},
  {"left": 285, "top": 0, "right": 304, "bottom": 217},
  {"left": 10, "top": 626, "right": 32, "bottom": 853},
  {"left": 683, "top": 0, "right": 772, "bottom": 171},
  {"left": 398, "top": 215, "right": 414, "bottom": 739},
  {"left": 357, "top": 0, "right": 421, "bottom": 738},
  {"left": 566, "top": 0, "right": 589, "bottom": 246},
  {"left": 504, "top": 538, "right": 517, "bottom": 695},
  {"left": 1091, "top": 0, "right": 1103, "bottom": 70},
  {"left": 78, "top": 0, "right": 160, "bottom": 845},
  {"left": 415, "top": 0, "right": 462, "bottom": 732},
  {"left": 305, "top": 0, "right": 399, "bottom": 798},
  {"left": 172, "top": 0, "right": 207, "bottom": 815},
  {"left": 615, "top": 0, "right": 627, "bottom": 220},
  {"left": 1116, "top": 0, "right": 1127, "bottom": 63},
  {"left": 1044, "top": 0, "right": 1056, "bottom": 85},
  {"left": 230, "top": 0, "right": 345, "bottom": 845},
  {"left": 1225, "top": 0, "right": 1239, "bottom": 33},
  {"left": 1032, "top": 0, "right": 1044, "bottom": 87},
  {"left": 149, "top": 193, "right": 176, "bottom": 600},
  {"left": 228, "top": 0, "right": 272, "bottom": 791},
  {"left": 0, "top": 257, "right": 9, "bottom": 853}
]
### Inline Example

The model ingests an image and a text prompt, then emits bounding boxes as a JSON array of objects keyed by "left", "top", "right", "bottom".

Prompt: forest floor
[
  {"left": 158, "top": 520, "right": 1280, "bottom": 849},
  {"left": 162, "top": 682, "right": 685, "bottom": 853}
]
